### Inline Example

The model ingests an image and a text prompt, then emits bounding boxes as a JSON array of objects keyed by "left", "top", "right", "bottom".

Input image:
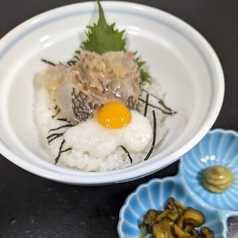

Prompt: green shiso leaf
[
  {"left": 81, "top": 0, "right": 126, "bottom": 54},
  {"left": 134, "top": 52, "right": 151, "bottom": 83},
  {"left": 69, "top": 0, "right": 151, "bottom": 83},
  {"left": 140, "top": 70, "right": 151, "bottom": 84}
]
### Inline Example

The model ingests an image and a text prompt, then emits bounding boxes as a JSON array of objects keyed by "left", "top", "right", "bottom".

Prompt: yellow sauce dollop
[{"left": 202, "top": 165, "right": 234, "bottom": 193}]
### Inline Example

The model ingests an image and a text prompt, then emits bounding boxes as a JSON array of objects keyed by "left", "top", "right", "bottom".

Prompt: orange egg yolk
[{"left": 97, "top": 102, "right": 131, "bottom": 129}]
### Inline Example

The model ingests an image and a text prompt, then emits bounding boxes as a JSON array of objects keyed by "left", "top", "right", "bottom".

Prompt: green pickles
[{"left": 139, "top": 197, "right": 214, "bottom": 238}]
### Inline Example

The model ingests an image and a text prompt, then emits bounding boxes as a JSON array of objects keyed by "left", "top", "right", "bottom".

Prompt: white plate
[{"left": 0, "top": 2, "right": 224, "bottom": 185}]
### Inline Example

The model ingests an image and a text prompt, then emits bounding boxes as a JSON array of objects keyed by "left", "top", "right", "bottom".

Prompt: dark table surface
[{"left": 0, "top": 1, "right": 238, "bottom": 237}]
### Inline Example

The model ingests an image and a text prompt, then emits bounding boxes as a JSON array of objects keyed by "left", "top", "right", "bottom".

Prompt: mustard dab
[{"left": 202, "top": 165, "right": 234, "bottom": 193}]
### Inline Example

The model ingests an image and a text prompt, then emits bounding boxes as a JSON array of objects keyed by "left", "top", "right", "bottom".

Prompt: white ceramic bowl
[{"left": 0, "top": 1, "right": 224, "bottom": 185}]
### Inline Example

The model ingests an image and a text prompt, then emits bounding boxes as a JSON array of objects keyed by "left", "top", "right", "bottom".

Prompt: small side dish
[{"left": 118, "top": 129, "right": 238, "bottom": 238}]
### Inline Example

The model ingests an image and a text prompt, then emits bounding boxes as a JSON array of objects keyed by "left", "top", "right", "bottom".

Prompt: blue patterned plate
[{"left": 118, "top": 129, "right": 238, "bottom": 238}]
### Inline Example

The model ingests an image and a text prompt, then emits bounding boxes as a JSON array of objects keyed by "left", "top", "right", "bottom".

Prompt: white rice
[{"left": 35, "top": 81, "right": 168, "bottom": 172}]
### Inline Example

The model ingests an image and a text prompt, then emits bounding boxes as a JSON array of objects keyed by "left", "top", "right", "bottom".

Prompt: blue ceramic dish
[{"left": 118, "top": 129, "right": 238, "bottom": 238}]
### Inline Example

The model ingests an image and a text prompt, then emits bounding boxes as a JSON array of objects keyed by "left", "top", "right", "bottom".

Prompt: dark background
[{"left": 0, "top": 1, "right": 237, "bottom": 237}]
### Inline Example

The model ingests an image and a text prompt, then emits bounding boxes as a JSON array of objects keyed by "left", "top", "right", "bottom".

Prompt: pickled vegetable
[{"left": 139, "top": 197, "right": 214, "bottom": 238}]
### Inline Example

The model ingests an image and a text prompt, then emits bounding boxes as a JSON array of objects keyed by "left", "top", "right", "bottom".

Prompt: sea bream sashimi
[{"left": 37, "top": 50, "right": 142, "bottom": 124}]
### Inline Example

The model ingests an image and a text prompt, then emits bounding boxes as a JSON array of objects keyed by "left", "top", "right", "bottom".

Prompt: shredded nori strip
[
  {"left": 120, "top": 145, "right": 133, "bottom": 164},
  {"left": 139, "top": 89, "right": 176, "bottom": 115},
  {"left": 47, "top": 132, "right": 64, "bottom": 145},
  {"left": 49, "top": 124, "right": 74, "bottom": 132},
  {"left": 54, "top": 140, "right": 72, "bottom": 164},
  {"left": 41, "top": 58, "right": 56, "bottom": 66},
  {"left": 56, "top": 118, "right": 72, "bottom": 123},
  {"left": 144, "top": 110, "right": 156, "bottom": 161},
  {"left": 47, "top": 112, "right": 74, "bottom": 164},
  {"left": 143, "top": 93, "right": 149, "bottom": 117},
  {"left": 52, "top": 105, "right": 61, "bottom": 118}
]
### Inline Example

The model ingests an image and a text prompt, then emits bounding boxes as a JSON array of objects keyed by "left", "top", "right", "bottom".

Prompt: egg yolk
[{"left": 97, "top": 102, "right": 131, "bottom": 129}]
